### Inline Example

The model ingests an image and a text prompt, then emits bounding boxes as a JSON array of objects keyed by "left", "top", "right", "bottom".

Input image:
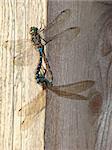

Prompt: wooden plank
[
  {"left": 0, "top": 0, "right": 47, "bottom": 150},
  {"left": 45, "top": 1, "right": 112, "bottom": 150}
]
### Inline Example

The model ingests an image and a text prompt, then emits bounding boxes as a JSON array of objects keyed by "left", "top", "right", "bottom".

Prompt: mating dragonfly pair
[
  {"left": 29, "top": 9, "right": 80, "bottom": 87},
  {"left": 4, "top": 9, "right": 95, "bottom": 129}
]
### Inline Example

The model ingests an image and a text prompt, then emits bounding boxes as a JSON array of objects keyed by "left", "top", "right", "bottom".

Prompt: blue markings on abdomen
[
  {"left": 35, "top": 46, "right": 53, "bottom": 87},
  {"left": 35, "top": 47, "right": 43, "bottom": 80},
  {"left": 38, "top": 47, "right": 43, "bottom": 54}
]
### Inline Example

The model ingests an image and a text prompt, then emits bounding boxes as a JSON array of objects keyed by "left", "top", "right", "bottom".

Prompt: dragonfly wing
[
  {"left": 40, "top": 9, "right": 71, "bottom": 33},
  {"left": 18, "top": 90, "right": 46, "bottom": 116},
  {"left": 3, "top": 39, "right": 31, "bottom": 50},
  {"left": 3, "top": 39, "right": 37, "bottom": 66},
  {"left": 49, "top": 88, "right": 88, "bottom": 100},
  {"left": 45, "top": 27, "right": 80, "bottom": 44},
  {"left": 20, "top": 106, "right": 45, "bottom": 130},
  {"left": 14, "top": 46, "right": 39, "bottom": 66},
  {"left": 48, "top": 80, "right": 95, "bottom": 99},
  {"left": 20, "top": 114, "right": 35, "bottom": 130}
]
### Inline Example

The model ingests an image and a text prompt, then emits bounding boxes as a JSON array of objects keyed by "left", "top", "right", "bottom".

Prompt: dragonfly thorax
[{"left": 31, "top": 33, "right": 42, "bottom": 47}]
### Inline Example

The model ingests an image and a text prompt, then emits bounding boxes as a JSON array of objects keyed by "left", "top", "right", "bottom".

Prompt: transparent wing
[
  {"left": 44, "top": 27, "right": 80, "bottom": 45},
  {"left": 18, "top": 90, "right": 45, "bottom": 130},
  {"left": 48, "top": 80, "right": 95, "bottom": 100},
  {"left": 14, "top": 46, "right": 39, "bottom": 66},
  {"left": 50, "top": 90, "right": 88, "bottom": 100},
  {"left": 20, "top": 109, "right": 45, "bottom": 130},
  {"left": 18, "top": 80, "right": 95, "bottom": 130},
  {"left": 40, "top": 9, "right": 71, "bottom": 33},
  {"left": 18, "top": 80, "right": 95, "bottom": 121},
  {"left": 18, "top": 90, "right": 46, "bottom": 116},
  {"left": 3, "top": 39, "right": 31, "bottom": 50},
  {"left": 3, "top": 39, "right": 39, "bottom": 66},
  {"left": 20, "top": 114, "right": 36, "bottom": 130}
]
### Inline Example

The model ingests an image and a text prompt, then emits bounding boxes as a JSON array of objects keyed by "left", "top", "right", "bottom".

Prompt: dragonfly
[
  {"left": 18, "top": 80, "right": 95, "bottom": 130},
  {"left": 3, "top": 9, "right": 95, "bottom": 129}
]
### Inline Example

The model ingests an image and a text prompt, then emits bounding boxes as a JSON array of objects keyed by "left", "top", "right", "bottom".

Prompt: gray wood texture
[{"left": 45, "top": 1, "right": 112, "bottom": 150}]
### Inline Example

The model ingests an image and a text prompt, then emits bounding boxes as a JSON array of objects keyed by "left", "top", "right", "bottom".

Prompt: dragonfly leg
[{"left": 41, "top": 37, "right": 47, "bottom": 45}]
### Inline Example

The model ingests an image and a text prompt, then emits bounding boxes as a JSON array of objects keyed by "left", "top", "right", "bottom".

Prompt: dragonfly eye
[{"left": 30, "top": 27, "right": 38, "bottom": 34}]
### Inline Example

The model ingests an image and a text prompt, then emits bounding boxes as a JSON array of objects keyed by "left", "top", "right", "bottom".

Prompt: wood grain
[
  {"left": 0, "top": 0, "right": 47, "bottom": 150},
  {"left": 1, "top": 1, "right": 112, "bottom": 150}
]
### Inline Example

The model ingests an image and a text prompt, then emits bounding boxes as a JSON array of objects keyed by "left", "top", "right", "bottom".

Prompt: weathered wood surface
[
  {"left": 0, "top": 0, "right": 47, "bottom": 150},
  {"left": 45, "top": 1, "right": 112, "bottom": 150}
]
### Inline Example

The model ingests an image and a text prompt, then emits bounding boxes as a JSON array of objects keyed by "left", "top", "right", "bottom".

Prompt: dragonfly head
[
  {"left": 30, "top": 27, "right": 38, "bottom": 35},
  {"left": 30, "top": 27, "right": 41, "bottom": 47}
]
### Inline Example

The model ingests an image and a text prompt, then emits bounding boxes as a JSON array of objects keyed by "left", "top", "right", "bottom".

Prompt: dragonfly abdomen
[
  {"left": 35, "top": 47, "right": 43, "bottom": 83},
  {"left": 35, "top": 45, "right": 53, "bottom": 87}
]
